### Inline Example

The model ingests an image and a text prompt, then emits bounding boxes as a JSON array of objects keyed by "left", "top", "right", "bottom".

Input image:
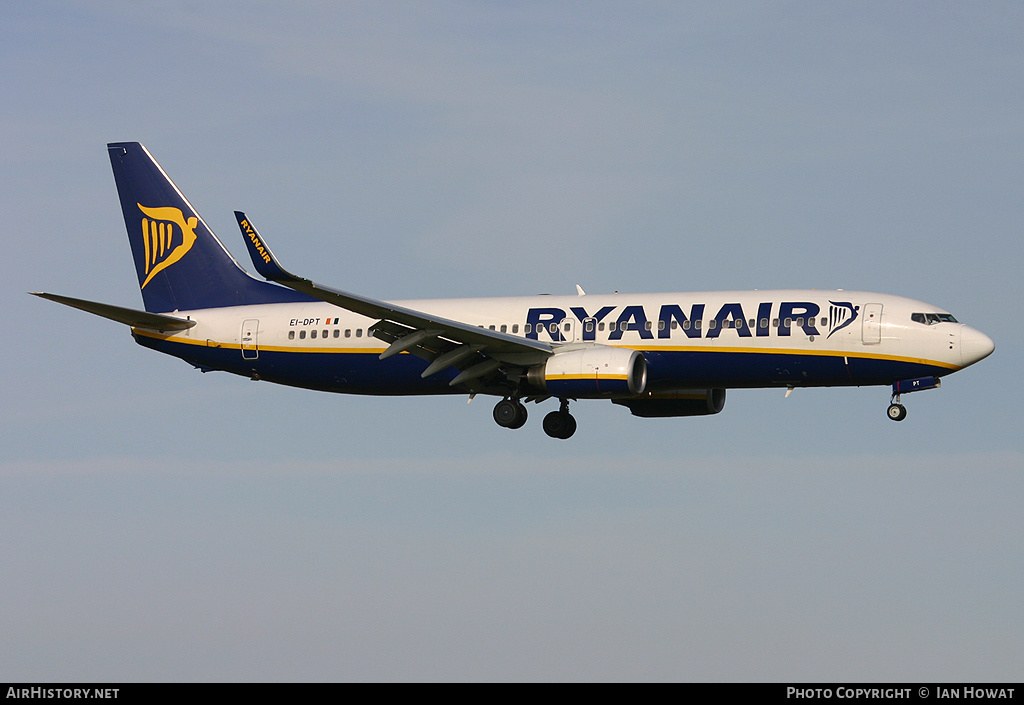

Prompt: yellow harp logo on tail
[{"left": 137, "top": 204, "right": 198, "bottom": 289}]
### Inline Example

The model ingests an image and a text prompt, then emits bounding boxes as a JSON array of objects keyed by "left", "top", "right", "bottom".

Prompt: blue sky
[{"left": 3, "top": 1, "right": 1022, "bottom": 681}]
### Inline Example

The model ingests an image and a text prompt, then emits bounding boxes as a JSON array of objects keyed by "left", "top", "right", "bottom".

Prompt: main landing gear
[
  {"left": 542, "top": 399, "right": 577, "bottom": 440},
  {"left": 492, "top": 397, "right": 577, "bottom": 439},
  {"left": 493, "top": 398, "right": 528, "bottom": 429}
]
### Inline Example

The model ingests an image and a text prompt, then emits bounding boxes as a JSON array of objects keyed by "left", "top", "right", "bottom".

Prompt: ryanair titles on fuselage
[{"left": 525, "top": 300, "right": 859, "bottom": 342}]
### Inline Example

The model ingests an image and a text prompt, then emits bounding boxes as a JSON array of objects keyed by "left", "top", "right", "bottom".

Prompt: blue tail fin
[{"left": 107, "top": 142, "right": 312, "bottom": 312}]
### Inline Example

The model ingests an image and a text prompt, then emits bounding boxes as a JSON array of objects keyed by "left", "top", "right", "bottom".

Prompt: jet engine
[{"left": 527, "top": 346, "right": 647, "bottom": 398}]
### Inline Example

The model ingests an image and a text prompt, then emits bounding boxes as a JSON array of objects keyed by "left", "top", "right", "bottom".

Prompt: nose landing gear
[
  {"left": 887, "top": 397, "right": 908, "bottom": 422},
  {"left": 886, "top": 376, "right": 942, "bottom": 422}
]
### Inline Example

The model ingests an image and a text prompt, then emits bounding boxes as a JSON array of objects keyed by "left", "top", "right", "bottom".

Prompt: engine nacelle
[
  {"left": 613, "top": 388, "right": 726, "bottom": 417},
  {"left": 527, "top": 347, "right": 647, "bottom": 398}
]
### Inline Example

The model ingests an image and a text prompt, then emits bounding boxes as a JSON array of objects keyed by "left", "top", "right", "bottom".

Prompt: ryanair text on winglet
[{"left": 240, "top": 219, "right": 272, "bottom": 264}]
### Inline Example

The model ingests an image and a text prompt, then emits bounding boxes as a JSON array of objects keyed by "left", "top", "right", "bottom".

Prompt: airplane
[{"left": 33, "top": 142, "right": 995, "bottom": 439}]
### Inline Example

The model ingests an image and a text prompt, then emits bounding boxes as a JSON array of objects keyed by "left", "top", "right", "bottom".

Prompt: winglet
[{"left": 234, "top": 211, "right": 301, "bottom": 283}]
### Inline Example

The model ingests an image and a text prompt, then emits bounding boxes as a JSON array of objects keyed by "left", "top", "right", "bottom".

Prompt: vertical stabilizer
[{"left": 107, "top": 142, "right": 311, "bottom": 312}]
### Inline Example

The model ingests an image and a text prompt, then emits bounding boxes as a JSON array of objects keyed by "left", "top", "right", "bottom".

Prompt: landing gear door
[
  {"left": 862, "top": 304, "right": 882, "bottom": 345},
  {"left": 241, "top": 319, "right": 259, "bottom": 359}
]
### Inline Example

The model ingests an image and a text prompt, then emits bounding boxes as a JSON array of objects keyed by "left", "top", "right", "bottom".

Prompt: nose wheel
[{"left": 887, "top": 394, "right": 907, "bottom": 422}]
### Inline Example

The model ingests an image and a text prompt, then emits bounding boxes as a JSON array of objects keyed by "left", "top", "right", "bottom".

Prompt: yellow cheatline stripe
[
  {"left": 131, "top": 328, "right": 386, "bottom": 355},
  {"left": 616, "top": 343, "right": 962, "bottom": 371},
  {"left": 547, "top": 374, "right": 630, "bottom": 381},
  {"left": 131, "top": 329, "right": 960, "bottom": 370}
]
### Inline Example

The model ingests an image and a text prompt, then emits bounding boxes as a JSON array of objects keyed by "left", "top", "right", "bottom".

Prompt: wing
[{"left": 234, "top": 212, "right": 552, "bottom": 389}]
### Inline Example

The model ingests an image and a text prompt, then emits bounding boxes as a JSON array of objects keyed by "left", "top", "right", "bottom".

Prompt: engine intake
[{"left": 528, "top": 347, "right": 647, "bottom": 398}]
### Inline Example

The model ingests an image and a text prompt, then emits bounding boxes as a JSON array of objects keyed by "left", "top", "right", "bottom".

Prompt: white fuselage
[{"left": 132, "top": 289, "right": 991, "bottom": 396}]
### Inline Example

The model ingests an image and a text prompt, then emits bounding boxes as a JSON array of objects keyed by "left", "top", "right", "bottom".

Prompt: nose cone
[{"left": 960, "top": 325, "right": 995, "bottom": 366}]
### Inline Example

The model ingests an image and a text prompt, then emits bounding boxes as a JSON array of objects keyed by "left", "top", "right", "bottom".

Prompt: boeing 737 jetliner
[{"left": 33, "top": 143, "right": 994, "bottom": 438}]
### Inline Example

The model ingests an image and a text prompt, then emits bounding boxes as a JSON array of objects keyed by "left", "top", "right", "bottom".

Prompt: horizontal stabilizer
[{"left": 30, "top": 292, "right": 196, "bottom": 331}]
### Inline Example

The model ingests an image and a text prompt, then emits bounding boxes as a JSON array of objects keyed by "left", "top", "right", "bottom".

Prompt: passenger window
[
  {"left": 500, "top": 324, "right": 507, "bottom": 333},
  {"left": 512, "top": 324, "right": 519, "bottom": 334},
  {"left": 599, "top": 322, "right": 605, "bottom": 331},
  {"left": 671, "top": 321, "right": 678, "bottom": 330},
  {"left": 709, "top": 319, "right": 717, "bottom": 330},
  {"left": 694, "top": 320, "right": 702, "bottom": 330},
  {"left": 345, "top": 329, "right": 351, "bottom": 338},
  {"left": 645, "top": 321, "right": 653, "bottom": 331},
  {"left": 682, "top": 320, "right": 690, "bottom": 330},
  {"left": 288, "top": 330, "right": 295, "bottom": 340},
  {"left": 299, "top": 330, "right": 306, "bottom": 339},
  {"left": 749, "top": 319, "right": 755, "bottom": 328},
  {"left": 356, "top": 329, "right": 362, "bottom": 337},
  {"left": 525, "top": 324, "right": 532, "bottom": 334},
  {"left": 489, "top": 325, "right": 495, "bottom": 331},
  {"left": 795, "top": 317, "right": 804, "bottom": 327},
  {"left": 658, "top": 320, "right": 666, "bottom": 331},
  {"left": 761, "top": 318, "right": 769, "bottom": 328},
  {"left": 323, "top": 329, "right": 328, "bottom": 338},
  {"left": 333, "top": 329, "right": 340, "bottom": 338}
]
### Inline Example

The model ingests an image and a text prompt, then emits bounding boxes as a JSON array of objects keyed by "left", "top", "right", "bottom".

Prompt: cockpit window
[{"left": 912, "top": 312, "right": 959, "bottom": 325}]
